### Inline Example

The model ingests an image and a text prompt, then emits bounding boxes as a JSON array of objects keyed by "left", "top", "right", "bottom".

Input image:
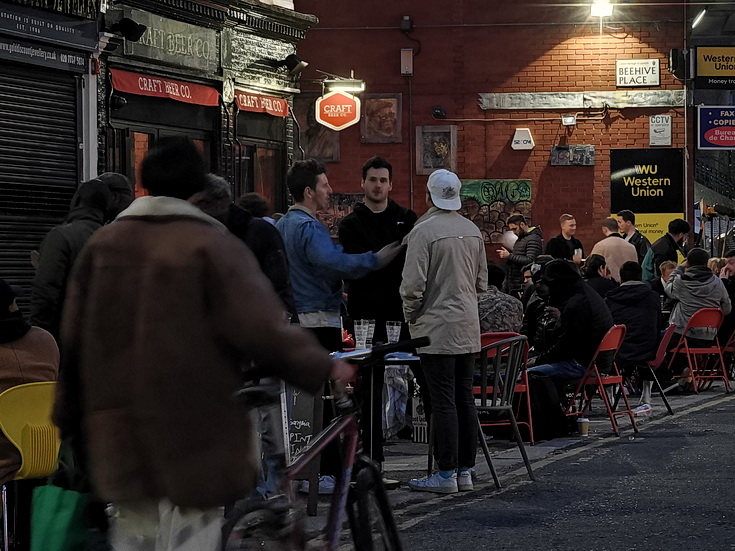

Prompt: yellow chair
[{"left": 0, "top": 382, "right": 60, "bottom": 551}]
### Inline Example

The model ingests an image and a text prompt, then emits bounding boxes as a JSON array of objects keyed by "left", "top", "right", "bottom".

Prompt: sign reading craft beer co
[{"left": 315, "top": 91, "right": 361, "bottom": 131}]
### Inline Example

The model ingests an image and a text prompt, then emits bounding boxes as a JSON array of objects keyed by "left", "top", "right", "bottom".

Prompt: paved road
[{"left": 396, "top": 394, "right": 735, "bottom": 551}]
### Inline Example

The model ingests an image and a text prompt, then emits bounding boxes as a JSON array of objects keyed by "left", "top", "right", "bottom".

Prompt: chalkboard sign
[{"left": 284, "top": 385, "right": 320, "bottom": 461}]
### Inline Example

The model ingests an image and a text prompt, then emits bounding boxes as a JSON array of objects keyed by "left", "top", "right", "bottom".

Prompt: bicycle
[{"left": 223, "top": 336, "right": 429, "bottom": 551}]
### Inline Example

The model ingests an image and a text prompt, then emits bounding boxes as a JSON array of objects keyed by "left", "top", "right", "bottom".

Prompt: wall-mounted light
[
  {"left": 692, "top": 8, "right": 707, "bottom": 29},
  {"left": 108, "top": 17, "right": 147, "bottom": 42},
  {"left": 324, "top": 78, "right": 365, "bottom": 93},
  {"left": 561, "top": 114, "right": 577, "bottom": 126},
  {"left": 317, "top": 69, "right": 365, "bottom": 93},
  {"left": 283, "top": 54, "right": 308, "bottom": 75},
  {"left": 590, "top": 0, "right": 613, "bottom": 18}
]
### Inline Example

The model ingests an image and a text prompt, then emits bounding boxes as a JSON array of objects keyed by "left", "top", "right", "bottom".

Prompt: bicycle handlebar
[{"left": 331, "top": 336, "right": 429, "bottom": 362}]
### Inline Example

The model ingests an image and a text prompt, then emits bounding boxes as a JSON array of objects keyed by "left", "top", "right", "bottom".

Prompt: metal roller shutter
[{"left": 0, "top": 63, "right": 80, "bottom": 310}]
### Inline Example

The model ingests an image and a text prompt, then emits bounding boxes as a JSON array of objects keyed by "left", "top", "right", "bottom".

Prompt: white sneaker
[
  {"left": 298, "top": 475, "right": 336, "bottom": 495},
  {"left": 457, "top": 471, "right": 474, "bottom": 491},
  {"left": 407, "top": 472, "right": 458, "bottom": 494}
]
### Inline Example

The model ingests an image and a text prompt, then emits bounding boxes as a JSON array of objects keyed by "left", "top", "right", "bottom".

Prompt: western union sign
[{"left": 696, "top": 46, "right": 735, "bottom": 88}]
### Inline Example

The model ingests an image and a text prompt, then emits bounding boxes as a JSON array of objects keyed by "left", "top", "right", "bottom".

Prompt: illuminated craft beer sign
[{"left": 315, "top": 91, "right": 361, "bottom": 131}]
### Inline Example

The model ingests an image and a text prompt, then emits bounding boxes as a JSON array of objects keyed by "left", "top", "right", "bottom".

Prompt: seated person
[
  {"left": 528, "top": 260, "right": 614, "bottom": 390},
  {"left": 650, "top": 260, "right": 677, "bottom": 314},
  {"left": 605, "top": 261, "right": 663, "bottom": 404},
  {"left": 0, "top": 279, "right": 58, "bottom": 549},
  {"left": 521, "top": 257, "right": 555, "bottom": 354},
  {"left": 665, "top": 248, "right": 731, "bottom": 349},
  {"left": 478, "top": 263, "right": 523, "bottom": 334},
  {"left": 582, "top": 254, "right": 618, "bottom": 298},
  {"left": 718, "top": 250, "right": 735, "bottom": 345}
]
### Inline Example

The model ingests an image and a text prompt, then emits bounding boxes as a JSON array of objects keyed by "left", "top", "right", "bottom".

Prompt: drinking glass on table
[
  {"left": 354, "top": 319, "right": 375, "bottom": 349},
  {"left": 386, "top": 321, "right": 402, "bottom": 344}
]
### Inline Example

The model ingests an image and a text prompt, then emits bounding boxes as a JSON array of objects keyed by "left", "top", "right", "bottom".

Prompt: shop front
[
  {"left": 233, "top": 89, "right": 290, "bottom": 213},
  {"left": 106, "top": 67, "right": 220, "bottom": 197},
  {"left": 0, "top": 2, "right": 98, "bottom": 298}
]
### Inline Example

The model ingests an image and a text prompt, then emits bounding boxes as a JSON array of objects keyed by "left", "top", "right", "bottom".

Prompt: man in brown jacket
[{"left": 54, "top": 138, "right": 352, "bottom": 550}]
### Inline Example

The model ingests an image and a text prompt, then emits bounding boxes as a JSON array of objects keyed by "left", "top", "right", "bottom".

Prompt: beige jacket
[
  {"left": 400, "top": 208, "right": 488, "bottom": 355},
  {"left": 590, "top": 235, "right": 638, "bottom": 283}
]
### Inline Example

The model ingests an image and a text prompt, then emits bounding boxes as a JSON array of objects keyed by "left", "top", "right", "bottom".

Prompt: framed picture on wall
[
  {"left": 416, "top": 125, "right": 457, "bottom": 175},
  {"left": 293, "top": 93, "right": 340, "bottom": 163},
  {"left": 361, "top": 93, "right": 402, "bottom": 143}
]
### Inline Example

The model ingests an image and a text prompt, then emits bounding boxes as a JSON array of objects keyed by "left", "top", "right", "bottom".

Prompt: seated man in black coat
[
  {"left": 528, "top": 260, "right": 614, "bottom": 387},
  {"left": 605, "top": 261, "right": 663, "bottom": 404}
]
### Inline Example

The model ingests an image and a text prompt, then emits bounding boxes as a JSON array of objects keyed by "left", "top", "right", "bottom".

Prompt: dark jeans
[{"left": 421, "top": 353, "right": 477, "bottom": 471}]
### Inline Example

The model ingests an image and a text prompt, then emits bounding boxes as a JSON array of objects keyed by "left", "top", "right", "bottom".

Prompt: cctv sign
[
  {"left": 315, "top": 91, "right": 361, "bottom": 131},
  {"left": 649, "top": 115, "right": 671, "bottom": 146}
]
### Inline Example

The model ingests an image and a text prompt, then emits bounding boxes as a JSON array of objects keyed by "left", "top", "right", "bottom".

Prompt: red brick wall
[{"left": 294, "top": 1, "right": 688, "bottom": 254}]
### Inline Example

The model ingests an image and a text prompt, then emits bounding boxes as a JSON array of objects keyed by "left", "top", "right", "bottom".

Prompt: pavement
[{"left": 298, "top": 379, "right": 732, "bottom": 541}]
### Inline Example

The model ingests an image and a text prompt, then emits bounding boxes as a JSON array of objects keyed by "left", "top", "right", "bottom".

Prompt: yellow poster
[{"left": 697, "top": 47, "right": 735, "bottom": 77}]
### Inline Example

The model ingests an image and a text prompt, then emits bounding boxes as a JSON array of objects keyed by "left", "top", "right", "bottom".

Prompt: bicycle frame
[{"left": 286, "top": 411, "right": 359, "bottom": 550}]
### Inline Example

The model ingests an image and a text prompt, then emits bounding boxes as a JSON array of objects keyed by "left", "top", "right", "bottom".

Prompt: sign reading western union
[
  {"left": 696, "top": 46, "right": 735, "bottom": 89},
  {"left": 611, "top": 149, "right": 684, "bottom": 243}
]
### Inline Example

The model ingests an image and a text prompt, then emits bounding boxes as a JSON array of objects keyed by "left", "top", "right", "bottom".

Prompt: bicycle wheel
[{"left": 350, "top": 458, "right": 402, "bottom": 551}]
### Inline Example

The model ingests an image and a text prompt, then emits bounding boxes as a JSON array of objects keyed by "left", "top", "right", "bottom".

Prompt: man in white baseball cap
[{"left": 400, "top": 169, "right": 488, "bottom": 494}]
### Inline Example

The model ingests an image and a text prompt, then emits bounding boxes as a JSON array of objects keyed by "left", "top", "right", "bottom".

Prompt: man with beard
[
  {"left": 497, "top": 214, "right": 543, "bottom": 295},
  {"left": 338, "top": 156, "right": 417, "bottom": 468}
]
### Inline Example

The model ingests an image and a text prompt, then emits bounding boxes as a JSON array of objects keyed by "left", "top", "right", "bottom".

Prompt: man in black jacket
[
  {"left": 545, "top": 213, "right": 584, "bottom": 263},
  {"left": 649, "top": 218, "right": 690, "bottom": 279},
  {"left": 497, "top": 214, "right": 543, "bottom": 295},
  {"left": 338, "top": 156, "right": 417, "bottom": 466},
  {"left": 617, "top": 209, "right": 651, "bottom": 264},
  {"left": 191, "top": 174, "right": 296, "bottom": 320},
  {"left": 528, "top": 260, "right": 614, "bottom": 384},
  {"left": 605, "top": 261, "right": 663, "bottom": 404},
  {"left": 31, "top": 173, "right": 132, "bottom": 340}
]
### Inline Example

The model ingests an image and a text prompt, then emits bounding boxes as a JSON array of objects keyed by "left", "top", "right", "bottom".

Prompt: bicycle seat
[{"left": 233, "top": 382, "right": 282, "bottom": 407}]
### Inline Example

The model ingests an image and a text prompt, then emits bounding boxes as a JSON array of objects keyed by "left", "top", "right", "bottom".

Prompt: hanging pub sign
[
  {"left": 234, "top": 90, "right": 288, "bottom": 117},
  {"left": 610, "top": 148, "right": 684, "bottom": 243},
  {"left": 697, "top": 106, "right": 735, "bottom": 150},
  {"left": 315, "top": 91, "right": 361, "bottom": 131}
]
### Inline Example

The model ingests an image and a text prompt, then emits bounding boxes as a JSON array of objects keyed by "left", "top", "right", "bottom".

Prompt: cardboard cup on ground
[{"left": 577, "top": 417, "right": 590, "bottom": 437}]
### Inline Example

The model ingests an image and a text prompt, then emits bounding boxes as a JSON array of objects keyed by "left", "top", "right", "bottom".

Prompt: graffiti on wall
[{"left": 459, "top": 179, "right": 532, "bottom": 244}]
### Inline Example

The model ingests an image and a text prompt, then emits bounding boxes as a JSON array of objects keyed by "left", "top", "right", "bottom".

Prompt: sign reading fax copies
[{"left": 698, "top": 106, "right": 735, "bottom": 150}]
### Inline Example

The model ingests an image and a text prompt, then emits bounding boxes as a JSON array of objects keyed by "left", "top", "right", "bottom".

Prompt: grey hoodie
[{"left": 664, "top": 265, "right": 732, "bottom": 340}]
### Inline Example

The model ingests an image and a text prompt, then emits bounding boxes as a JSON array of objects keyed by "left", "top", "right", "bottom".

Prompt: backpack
[{"left": 641, "top": 247, "right": 656, "bottom": 283}]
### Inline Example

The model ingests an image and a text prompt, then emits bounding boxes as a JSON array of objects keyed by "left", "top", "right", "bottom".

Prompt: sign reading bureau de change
[
  {"left": 698, "top": 106, "right": 735, "bottom": 150},
  {"left": 610, "top": 149, "right": 684, "bottom": 243}
]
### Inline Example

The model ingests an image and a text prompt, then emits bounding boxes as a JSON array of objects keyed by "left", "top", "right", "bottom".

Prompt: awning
[
  {"left": 235, "top": 89, "right": 289, "bottom": 117},
  {"left": 110, "top": 68, "right": 219, "bottom": 107}
]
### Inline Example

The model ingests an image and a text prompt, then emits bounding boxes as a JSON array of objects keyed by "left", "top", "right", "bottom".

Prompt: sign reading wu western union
[
  {"left": 610, "top": 149, "right": 684, "bottom": 243},
  {"left": 696, "top": 46, "right": 735, "bottom": 89}
]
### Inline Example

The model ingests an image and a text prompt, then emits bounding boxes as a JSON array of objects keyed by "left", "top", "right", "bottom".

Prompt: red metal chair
[
  {"left": 665, "top": 307, "right": 730, "bottom": 394},
  {"left": 565, "top": 325, "right": 639, "bottom": 436},
  {"left": 646, "top": 323, "right": 678, "bottom": 415},
  {"left": 476, "top": 332, "right": 534, "bottom": 445}
]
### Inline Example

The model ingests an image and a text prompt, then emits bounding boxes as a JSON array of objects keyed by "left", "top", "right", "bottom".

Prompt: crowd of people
[{"left": 2, "top": 141, "right": 733, "bottom": 547}]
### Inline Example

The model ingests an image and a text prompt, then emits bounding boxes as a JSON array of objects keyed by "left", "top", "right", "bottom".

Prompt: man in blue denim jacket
[
  {"left": 277, "top": 159, "right": 403, "bottom": 351},
  {"left": 277, "top": 159, "right": 402, "bottom": 494}
]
